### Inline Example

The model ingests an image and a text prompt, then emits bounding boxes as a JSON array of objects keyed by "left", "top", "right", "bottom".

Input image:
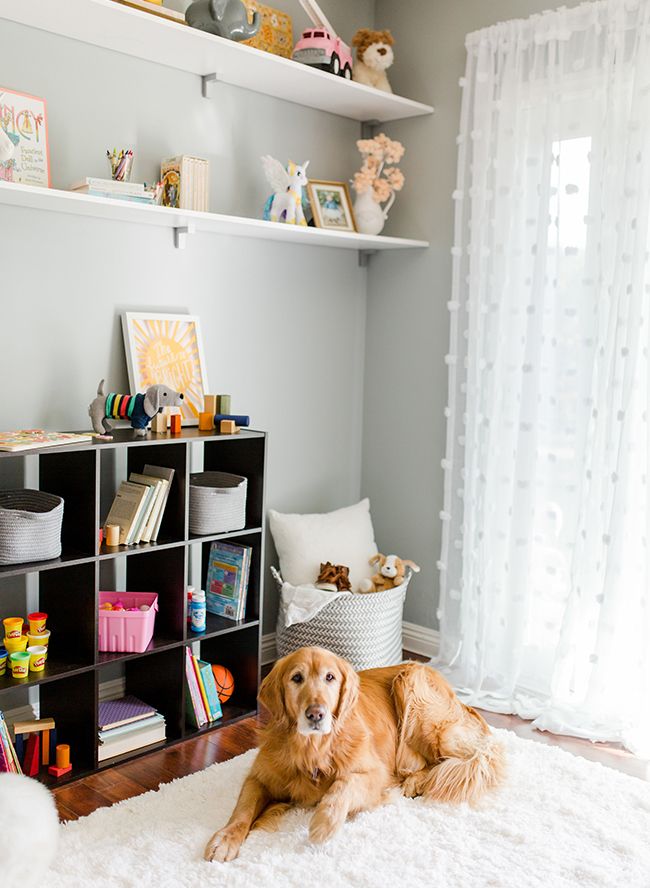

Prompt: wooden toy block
[
  {"left": 41, "top": 729, "right": 50, "bottom": 766},
  {"left": 170, "top": 414, "right": 182, "bottom": 434},
  {"left": 24, "top": 733, "right": 40, "bottom": 776},
  {"left": 151, "top": 412, "right": 168, "bottom": 433},
  {"left": 198, "top": 411, "right": 214, "bottom": 431},
  {"left": 13, "top": 718, "right": 55, "bottom": 736},
  {"left": 203, "top": 394, "right": 218, "bottom": 414},
  {"left": 47, "top": 763, "right": 72, "bottom": 778},
  {"left": 217, "top": 394, "right": 231, "bottom": 414},
  {"left": 220, "top": 419, "right": 237, "bottom": 435}
]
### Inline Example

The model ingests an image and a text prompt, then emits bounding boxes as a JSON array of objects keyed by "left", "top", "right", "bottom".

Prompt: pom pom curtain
[{"left": 437, "top": 0, "right": 650, "bottom": 753}]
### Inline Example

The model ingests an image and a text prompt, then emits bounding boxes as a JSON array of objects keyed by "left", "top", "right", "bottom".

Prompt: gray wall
[
  {"left": 0, "top": 0, "right": 372, "bottom": 633},
  {"left": 363, "top": 0, "right": 574, "bottom": 630}
]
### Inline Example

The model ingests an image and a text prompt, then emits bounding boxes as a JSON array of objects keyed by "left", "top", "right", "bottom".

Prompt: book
[
  {"left": 98, "top": 695, "right": 156, "bottom": 731},
  {"left": 0, "top": 712, "right": 22, "bottom": 774},
  {"left": 161, "top": 155, "right": 209, "bottom": 212},
  {"left": 143, "top": 464, "right": 175, "bottom": 541},
  {"left": 98, "top": 717, "right": 166, "bottom": 761},
  {"left": 104, "top": 481, "right": 151, "bottom": 546},
  {"left": 124, "top": 482, "right": 155, "bottom": 545},
  {"left": 0, "top": 429, "right": 93, "bottom": 452},
  {"left": 70, "top": 177, "right": 145, "bottom": 196},
  {"left": 185, "top": 647, "right": 208, "bottom": 729},
  {"left": 111, "top": 0, "right": 187, "bottom": 24},
  {"left": 198, "top": 659, "right": 223, "bottom": 722},
  {"left": 206, "top": 541, "right": 252, "bottom": 620},
  {"left": 78, "top": 190, "right": 156, "bottom": 204},
  {"left": 99, "top": 712, "right": 165, "bottom": 741},
  {"left": 0, "top": 87, "right": 50, "bottom": 187},
  {"left": 126, "top": 473, "right": 162, "bottom": 544},
  {"left": 192, "top": 655, "right": 212, "bottom": 720}
]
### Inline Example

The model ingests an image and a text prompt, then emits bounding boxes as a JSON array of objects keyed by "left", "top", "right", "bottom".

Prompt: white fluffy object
[
  {"left": 268, "top": 499, "right": 378, "bottom": 590},
  {"left": 0, "top": 773, "right": 59, "bottom": 885},
  {"left": 41, "top": 729, "right": 650, "bottom": 887}
]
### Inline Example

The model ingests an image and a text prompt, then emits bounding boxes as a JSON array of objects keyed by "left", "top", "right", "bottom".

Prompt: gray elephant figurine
[
  {"left": 185, "top": 0, "right": 260, "bottom": 41},
  {"left": 89, "top": 379, "right": 184, "bottom": 438}
]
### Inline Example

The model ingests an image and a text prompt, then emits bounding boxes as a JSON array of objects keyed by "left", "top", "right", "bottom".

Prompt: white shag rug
[{"left": 44, "top": 730, "right": 650, "bottom": 888}]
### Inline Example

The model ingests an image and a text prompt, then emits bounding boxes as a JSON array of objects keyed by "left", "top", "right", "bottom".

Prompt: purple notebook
[{"left": 98, "top": 695, "right": 156, "bottom": 731}]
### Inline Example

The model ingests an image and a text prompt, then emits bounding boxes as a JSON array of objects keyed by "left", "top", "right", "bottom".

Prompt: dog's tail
[
  {"left": 97, "top": 378, "right": 105, "bottom": 397},
  {"left": 421, "top": 722, "right": 505, "bottom": 806}
]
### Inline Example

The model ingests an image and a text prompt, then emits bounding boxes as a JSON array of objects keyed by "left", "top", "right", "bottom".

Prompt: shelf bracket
[
  {"left": 360, "top": 119, "right": 380, "bottom": 139},
  {"left": 174, "top": 224, "right": 195, "bottom": 249},
  {"left": 201, "top": 72, "right": 219, "bottom": 98},
  {"left": 358, "top": 249, "right": 377, "bottom": 267}
]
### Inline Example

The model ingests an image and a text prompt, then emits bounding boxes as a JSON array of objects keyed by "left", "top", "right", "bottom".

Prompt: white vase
[{"left": 353, "top": 188, "right": 397, "bottom": 236}]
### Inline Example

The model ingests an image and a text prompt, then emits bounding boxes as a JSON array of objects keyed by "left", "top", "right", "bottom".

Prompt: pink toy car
[{"left": 292, "top": 28, "right": 353, "bottom": 78}]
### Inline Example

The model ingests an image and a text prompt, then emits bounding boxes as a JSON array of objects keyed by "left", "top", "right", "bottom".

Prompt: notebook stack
[
  {"left": 185, "top": 648, "right": 223, "bottom": 729},
  {"left": 98, "top": 695, "right": 166, "bottom": 762},
  {"left": 205, "top": 541, "right": 252, "bottom": 621},
  {"left": 103, "top": 464, "right": 174, "bottom": 546},
  {"left": 70, "top": 177, "right": 156, "bottom": 205}
]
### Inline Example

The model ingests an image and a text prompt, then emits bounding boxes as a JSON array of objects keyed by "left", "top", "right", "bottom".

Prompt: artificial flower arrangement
[{"left": 351, "top": 133, "right": 405, "bottom": 234}]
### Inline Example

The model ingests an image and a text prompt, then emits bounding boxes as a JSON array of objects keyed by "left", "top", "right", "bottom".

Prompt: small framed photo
[{"left": 307, "top": 180, "right": 357, "bottom": 232}]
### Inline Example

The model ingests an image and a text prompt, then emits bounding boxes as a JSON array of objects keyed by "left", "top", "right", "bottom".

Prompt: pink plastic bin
[{"left": 98, "top": 591, "right": 159, "bottom": 653}]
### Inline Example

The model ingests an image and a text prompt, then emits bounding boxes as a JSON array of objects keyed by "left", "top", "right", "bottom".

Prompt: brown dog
[{"left": 204, "top": 647, "right": 504, "bottom": 862}]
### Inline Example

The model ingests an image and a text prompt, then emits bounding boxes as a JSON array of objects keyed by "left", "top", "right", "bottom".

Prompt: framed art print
[
  {"left": 0, "top": 87, "right": 50, "bottom": 187},
  {"left": 122, "top": 312, "right": 209, "bottom": 426},
  {"left": 307, "top": 180, "right": 357, "bottom": 232}
]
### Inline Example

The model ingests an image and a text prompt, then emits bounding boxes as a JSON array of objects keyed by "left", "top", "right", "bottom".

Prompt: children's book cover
[{"left": 0, "top": 88, "right": 50, "bottom": 187}]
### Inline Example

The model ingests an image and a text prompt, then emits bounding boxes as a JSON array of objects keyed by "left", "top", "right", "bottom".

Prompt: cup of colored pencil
[{"left": 107, "top": 148, "right": 134, "bottom": 182}]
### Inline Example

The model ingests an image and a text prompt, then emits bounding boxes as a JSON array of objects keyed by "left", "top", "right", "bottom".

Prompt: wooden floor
[{"left": 52, "top": 661, "right": 650, "bottom": 821}]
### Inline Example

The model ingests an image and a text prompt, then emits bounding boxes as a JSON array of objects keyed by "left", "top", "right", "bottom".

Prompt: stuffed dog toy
[
  {"left": 351, "top": 28, "right": 395, "bottom": 93},
  {"left": 315, "top": 562, "right": 352, "bottom": 593},
  {"left": 89, "top": 379, "right": 184, "bottom": 438},
  {"left": 358, "top": 553, "right": 420, "bottom": 593}
]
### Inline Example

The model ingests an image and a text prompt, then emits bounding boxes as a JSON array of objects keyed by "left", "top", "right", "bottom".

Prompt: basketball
[{"left": 211, "top": 664, "right": 235, "bottom": 703}]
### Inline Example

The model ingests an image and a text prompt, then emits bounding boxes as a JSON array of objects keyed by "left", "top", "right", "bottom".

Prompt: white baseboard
[{"left": 261, "top": 621, "right": 439, "bottom": 666}]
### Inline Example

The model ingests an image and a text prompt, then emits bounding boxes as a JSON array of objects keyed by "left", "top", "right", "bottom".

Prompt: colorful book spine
[
  {"left": 198, "top": 660, "right": 223, "bottom": 722},
  {"left": 185, "top": 648, "right": 208, "bottom": 728},
  {"left": 0, "top": 712, "right": 22, "bottom": 774},
  {"left": 192, "top": 655, "right": 212, "bottom": 722}
]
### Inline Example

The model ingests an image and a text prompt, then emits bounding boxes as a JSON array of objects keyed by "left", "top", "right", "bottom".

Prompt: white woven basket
[
  {"left": 273, "top": 567, "right": 411, "bottom": 671},
  {"left": 0, "top": 489, "right": 64, "bottom": 565},
  {"left": 189, "top": 471, "right": 247, "bottom": 535}
]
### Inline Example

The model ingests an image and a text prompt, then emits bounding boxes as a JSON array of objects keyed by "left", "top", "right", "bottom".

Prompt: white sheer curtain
[{"left": 437, "top": 0, "right": 650, "bottom": 754}]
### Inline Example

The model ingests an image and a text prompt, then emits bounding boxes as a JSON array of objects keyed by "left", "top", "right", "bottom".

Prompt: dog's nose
[
  {"left": 180, "top": 393, "right": 184, "bottom": 400},
  {"left": 378, "top": 47, "right": 387, "bottom": 55},
  {"left": 306, "top": 705, "right": 326, "bottom": 724}
]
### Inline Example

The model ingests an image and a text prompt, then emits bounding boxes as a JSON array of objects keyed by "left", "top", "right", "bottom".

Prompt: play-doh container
[
  {"left": 27, "top": 645, "right": 47, "bottom": 672},
  {"left": 4, "top": 635, "right": 28, "bottom": 654},
  {"left": 2, "top": 617, "right": 23, "bottom": 639},
  {"left": 0, "top": 647, "right": 7, "bottom": 675},
  {"left": 28, "top": 612, "right": 48, "bottom": 635},
  {"left": 10, "top": 651, "right": 29, "bottom": 679},
  {"left": 28, "top": 629, "right": 50, "bottom": 659}
]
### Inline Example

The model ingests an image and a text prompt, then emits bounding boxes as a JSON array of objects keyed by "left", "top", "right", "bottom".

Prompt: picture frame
[
  {"left": 121, "top": 312, "right": 209, "bottom": 426},
  {"left": 0, "top": 87, "right": 50, "bottom": 187},
  {"left": 307, "top": 180, "right": 357, "bottom": 232}
]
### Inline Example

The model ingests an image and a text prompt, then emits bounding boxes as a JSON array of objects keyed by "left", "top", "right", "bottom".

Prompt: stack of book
[
  {"left": 206, "top": 541, "right": 252, "bottom": 621},
  {"left": 70, "top": 177, "right": 156, "bottom": 205},
  {"left": 0, "top": 712, "right": 22, "bottom": 773},
  {"left": 185, "top": 648, "right": 223, "bottom": 729},
  {"left": 104, "top": 464, "right": 174, "bottom": 546},
  {"left": 98, "top": 695, "right": 166, "bottom": 762},
  {"left": 161, "top": 155, "right": 209, "bottom": 212},
  {"left": 0, "top": 429, "right": 93, "bottom": 452}
]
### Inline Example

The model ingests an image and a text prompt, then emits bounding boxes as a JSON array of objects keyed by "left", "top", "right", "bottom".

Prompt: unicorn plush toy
[{"left": 262, "top": 155, "right": 310, "bottom": 225}]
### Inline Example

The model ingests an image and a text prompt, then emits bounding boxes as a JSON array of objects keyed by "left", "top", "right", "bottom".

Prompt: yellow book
[{"left": 192, "top": 656, "right": 212, "bottom": 722}]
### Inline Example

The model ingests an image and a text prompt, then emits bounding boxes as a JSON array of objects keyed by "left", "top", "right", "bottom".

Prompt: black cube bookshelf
[{"left": 0, "top": 427, "right": 266, "bottom": 786}]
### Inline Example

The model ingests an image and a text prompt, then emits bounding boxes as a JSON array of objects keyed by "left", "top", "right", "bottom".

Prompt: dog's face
[
  {"left": 143, "top": 384, "right": 184, "bottom": 417},
  {"left": 259, "top": 647, "right": 359, "bottom": 737},
  {"left": 361, "top": 40, "right": 394, "bottom": 71},
  {"left": 380, "top": 555, "right": 402, "bottom": 579}
]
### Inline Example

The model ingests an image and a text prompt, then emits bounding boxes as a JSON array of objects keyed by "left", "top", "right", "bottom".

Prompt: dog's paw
[
  {"left": 401, "top": 772, "right": 425, "bottom": 798},
  {"left": 309, "top": 804, "right": 344, "bottom": 844},
  {"left": 204, "top": 824, "right": 245, "bottom": 863}
]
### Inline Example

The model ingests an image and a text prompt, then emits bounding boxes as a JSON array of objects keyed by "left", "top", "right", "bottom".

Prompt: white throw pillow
[{"left": 268, "top": 499, "right": 378, "bottom": 591}]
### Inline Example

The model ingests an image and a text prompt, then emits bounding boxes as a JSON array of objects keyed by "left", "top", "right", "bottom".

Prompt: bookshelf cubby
[{"left": 0, "top": 427, "right": 265, "bottom": 786}]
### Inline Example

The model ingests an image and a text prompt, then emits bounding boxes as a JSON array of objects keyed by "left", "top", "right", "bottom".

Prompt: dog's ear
[
  {"left": 369, "top": 553, "right": 385, "bottom": 567},
  {"left": 258, "top": 659, "right": 288, "bottom": 725},
  {"left": 381, "top": 29, "right": 395, "bottom": 46},
  {"left": 143, "top": 386, "right": 161, "bottom": 417},
  {"left": 352, "top": 28, "right": 371, "bottom": 49},
  {"left": 401, "top": 559, "right": 421, "bottom": 573},
  {"left": 335, "top": 657, "right": 359, "bottom": 728}
]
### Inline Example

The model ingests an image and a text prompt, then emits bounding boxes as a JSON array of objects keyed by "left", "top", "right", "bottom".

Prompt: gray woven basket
[
  {"left": 273, "top": 567, "right": 411, "bottom": 671},
  {"left": 0, "top": 489, "right": 64, "bottom": 565},
  {"left": 189, "top": 471, "right": 247, "bottom": 535}
]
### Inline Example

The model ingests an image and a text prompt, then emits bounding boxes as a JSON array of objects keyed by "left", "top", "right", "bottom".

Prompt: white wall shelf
[
  {"left": 0, "top": 0, "right": 434, "bottom": 124},
  {"left": 0, "top": 181, "right": 429, "bottom": 256}
]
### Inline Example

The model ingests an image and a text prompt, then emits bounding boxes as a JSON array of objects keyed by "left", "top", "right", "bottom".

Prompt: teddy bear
[
  {"left": 357, "top": 553, "right": 420, "bottom": 593},
  {"left": 351, "top": 28, "right": 395, "bottom": 93}
]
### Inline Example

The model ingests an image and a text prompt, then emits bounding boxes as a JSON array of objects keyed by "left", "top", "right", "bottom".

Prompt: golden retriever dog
[{"left": 204, "top": 647, "right": 505, "bottom": 863}]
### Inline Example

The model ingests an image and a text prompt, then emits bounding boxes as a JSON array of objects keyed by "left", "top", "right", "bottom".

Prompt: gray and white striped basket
[
  {"left": 189, "top": 471, "right": 247, "bottom": 535},
  {"left": 273, "top": 567, "right": 411, "bottom": 671},
  {"left": 0, "top": 489, "right": 64, "bottom": 565}
]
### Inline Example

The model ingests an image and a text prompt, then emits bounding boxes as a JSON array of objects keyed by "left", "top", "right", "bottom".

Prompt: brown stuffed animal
[
  {"left": 357, "top": 553, "right": 420, "bottom": 593},
  {"left": 315, "top": 562, "right": 352, "bottom": 593},
  {"left": 351, "top": 28, "right": 394, "bottom": 93}
]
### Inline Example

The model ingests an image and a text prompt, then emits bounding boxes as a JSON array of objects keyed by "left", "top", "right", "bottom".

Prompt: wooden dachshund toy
[{"left": 89, "top": 379, "right": 184, "bottom": 438}]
